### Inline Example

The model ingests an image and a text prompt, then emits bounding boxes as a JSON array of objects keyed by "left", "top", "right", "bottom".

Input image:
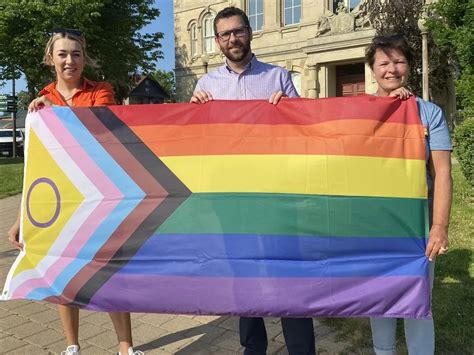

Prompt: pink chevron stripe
[
  {"left": 12, "top": 109, "right": 123, "bottom": 297},
  {"left": 43, "top": 109, "right": 123, "bottom": 201}
]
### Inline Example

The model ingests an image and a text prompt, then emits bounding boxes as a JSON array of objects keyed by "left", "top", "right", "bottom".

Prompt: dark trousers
[{"left": 240, "top": 317, "right": 315, "bottom": 355}]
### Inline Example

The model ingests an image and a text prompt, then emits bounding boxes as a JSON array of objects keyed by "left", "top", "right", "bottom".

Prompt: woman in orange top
[{"left": 8, "top": 29, "right": 141, "bottom": 355}]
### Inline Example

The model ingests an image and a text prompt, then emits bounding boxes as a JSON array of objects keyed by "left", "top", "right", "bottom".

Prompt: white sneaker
[
  {"left": 61, "top": 345, "right": 80, "bottom": 355},
  {"left": 118, "top": 347, "right": 144, "bottom": 355}
]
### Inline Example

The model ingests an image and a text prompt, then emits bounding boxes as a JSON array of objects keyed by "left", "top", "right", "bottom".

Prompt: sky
[{"left": 2, "top": 0, "right": 175, "bottom": 93}]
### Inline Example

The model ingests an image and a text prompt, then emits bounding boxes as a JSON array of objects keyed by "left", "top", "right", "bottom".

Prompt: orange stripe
[{"left": 130, "top": 120, "right": 425, "bottom": 160}]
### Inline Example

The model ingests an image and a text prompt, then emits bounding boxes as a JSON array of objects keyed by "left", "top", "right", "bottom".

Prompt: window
[
  {"left": 190, "top": 23, "right": 197, "bottom": 56},
  {"left": 331, "top": 0, "right": 361, "bottom": 13},
  {"left": 283, "top": 0, "right": 301, "bottom": 26},
  {"left": 248, "top": 0, "right": 264, "bottom": 31},
  {"left": 203, "top": 14, "right": 215, "bottom": 53},
  {"left": 349, "top": 0, "right": 362, "bottom": 10},
  {"left": 291, "top": 72, "right": 301, "bottom": 96}
]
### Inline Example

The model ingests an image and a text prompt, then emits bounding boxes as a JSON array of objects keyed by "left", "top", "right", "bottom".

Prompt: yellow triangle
[{"left": 14, "top": 130, "right": 85, "bottom": 277}]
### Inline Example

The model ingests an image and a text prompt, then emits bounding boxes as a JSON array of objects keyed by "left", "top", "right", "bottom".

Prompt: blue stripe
[
  {"left": 27, "top": 108, "right": 144, "bottom": 300},
  {"left": 118, "top": 234, "right": 428, "bottom": 278}
]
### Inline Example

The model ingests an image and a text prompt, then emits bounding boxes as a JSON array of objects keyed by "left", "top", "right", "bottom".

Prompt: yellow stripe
[
  {"left": 14, "top": 130, "right": 84, "bottom": 277},
  {"left": 162, "top": 155, "right": 427, "bottom": 198}
]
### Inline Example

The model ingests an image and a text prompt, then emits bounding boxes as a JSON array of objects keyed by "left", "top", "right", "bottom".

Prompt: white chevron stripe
[{"left": 7, "top": 110, "right": 104, "bottom": 295}]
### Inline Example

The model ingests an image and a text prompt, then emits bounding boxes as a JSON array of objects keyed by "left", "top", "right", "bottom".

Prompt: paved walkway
[{"left": 0, "top": 194, "right": 357, "bottom": 354}]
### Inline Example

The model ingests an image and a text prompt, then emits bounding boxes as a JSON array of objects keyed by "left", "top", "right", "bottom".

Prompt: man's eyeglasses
[
  {"left": 51, "top": 28, "right": 84, "bottom": 38},
  {"left": 216, "top": 26, "right": 249, "bottom": 42}
]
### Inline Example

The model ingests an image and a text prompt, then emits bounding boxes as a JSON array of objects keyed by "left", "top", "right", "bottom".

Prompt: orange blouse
[{"left": 38, "top": 78, "right": 115, "bottom": 106}]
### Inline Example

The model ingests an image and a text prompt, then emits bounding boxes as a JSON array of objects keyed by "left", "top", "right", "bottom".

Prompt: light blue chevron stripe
[{"left": 27, "top": 107, "right": 144, "bottom": 299}]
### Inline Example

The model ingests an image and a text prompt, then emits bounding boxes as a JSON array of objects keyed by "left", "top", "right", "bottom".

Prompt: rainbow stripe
[{"left": 2, "top": 96, "right": 431, "bottom": 319}]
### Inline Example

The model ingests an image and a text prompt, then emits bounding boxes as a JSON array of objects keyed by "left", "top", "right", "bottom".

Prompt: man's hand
[
  {"left": 425, "top": 224, "right": 449, "bottom": 261},
  {"left": 28, "top": 96, "right": 53, "bottom": 112},
  {"left": 7, "top": 217, "right": 23, "bottom": 251},
  {"left": 269, "top": 91, "right": 287, "bottom": 105},
  {"left": 388, "top": 87, "right": 413, "bottom": 100},
  {"left": 190, "top": 91, "right": 214, "bottom": 104}
]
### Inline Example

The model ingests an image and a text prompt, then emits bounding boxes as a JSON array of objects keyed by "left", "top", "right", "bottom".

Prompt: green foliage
[
  {"left": 150, "top": 69, "right": 175, "bottom": 99},
  {"left": 16, "top": 91, "right": 29, "bottom": 111},
  {"left": 0, "top": 0, "right": 163, "bottom": 101},
  {"left": 427, "top": 0, "right": 474, "bottom": 118},
  {"left": 453, "top": 118, "right": 474, "bottom": 186}
]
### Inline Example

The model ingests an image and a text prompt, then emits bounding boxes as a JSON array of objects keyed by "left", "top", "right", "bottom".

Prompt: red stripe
[{"left": 109, "top": 96, "right": 422, "bottom": 126}]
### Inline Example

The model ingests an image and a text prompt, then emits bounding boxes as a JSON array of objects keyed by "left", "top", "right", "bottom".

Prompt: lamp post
[
  {"left": 418, "top": 17, "right": 429, "bottom": 101},
  {"left": 11, "top": 69, "right": 17, "bottom": 158},
  {"left": 201, "top": 53, "right": 209, "bottom": 74}
]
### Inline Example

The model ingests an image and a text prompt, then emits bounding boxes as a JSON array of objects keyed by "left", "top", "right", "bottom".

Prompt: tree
[
  {"left": 0, "top": 0, "right": 163, "bottom": 101},
  {"left": 427, "top": 0, "right": 474, "bottom": 119},
  {"left": 150, "top": 69, "right": 175, "bottom": 99},
  {"left": 16, "top": 90, "right": 29, "bottom": 111}
]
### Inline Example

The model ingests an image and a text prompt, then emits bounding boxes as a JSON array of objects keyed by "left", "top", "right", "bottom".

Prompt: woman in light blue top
[{"left": 365, "top": 34, "right": 453, "bottom": 355}]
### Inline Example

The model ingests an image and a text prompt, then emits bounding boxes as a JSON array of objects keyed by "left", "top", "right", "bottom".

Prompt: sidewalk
[{"left": 0, "top": 194, "right": 356, "bottom": 354}]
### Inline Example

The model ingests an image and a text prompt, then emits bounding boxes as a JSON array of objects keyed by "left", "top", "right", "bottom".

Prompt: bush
[{"left": 453, "top": 118, "right": 474, "bottom": 186}]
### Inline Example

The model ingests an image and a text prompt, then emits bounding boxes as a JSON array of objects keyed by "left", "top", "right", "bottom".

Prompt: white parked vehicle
[{"left": 0, "top": 129, "right": 24, "bottom": 157}]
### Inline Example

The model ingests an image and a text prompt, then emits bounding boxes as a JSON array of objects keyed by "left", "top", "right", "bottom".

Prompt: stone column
[
  {"left": 306, "top": 60, "right": 319, "bottom": 99},
  {"left": 418, "top": 17, "right": 429, "bottom": 101}
]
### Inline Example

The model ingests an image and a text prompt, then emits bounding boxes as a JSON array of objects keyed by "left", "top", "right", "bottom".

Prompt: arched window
[
  {"left": 203, "top": 14, "right": 215, "bottom": 53},
  {"left": 291, "top": 72, "right": 301, "bottom": 96},
  {"left": 190, "top": 23, "right": 197, "bottom": 56},
  {"left": 283, "top": 0, "right": 301, "bottom": 26},
  {"left": 248, "top": 0, "right": 264, "bottom": 32}
]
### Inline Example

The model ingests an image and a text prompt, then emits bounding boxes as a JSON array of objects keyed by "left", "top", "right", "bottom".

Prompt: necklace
[{"left": 62, "top": 92, "right": 75, "bottom": 101}]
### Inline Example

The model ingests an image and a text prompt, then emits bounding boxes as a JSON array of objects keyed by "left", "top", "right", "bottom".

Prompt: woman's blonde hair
[{"left": 43, "top": 31, "right": 98, "bottom": 68}]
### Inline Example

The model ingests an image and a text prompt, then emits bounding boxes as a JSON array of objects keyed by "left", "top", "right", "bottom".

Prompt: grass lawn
[
  {"left": 322, "top": 161, "right": 474, "bottom": 354},
  {"left": 0, "top": 157, "right": 24, "bottom": 198}
]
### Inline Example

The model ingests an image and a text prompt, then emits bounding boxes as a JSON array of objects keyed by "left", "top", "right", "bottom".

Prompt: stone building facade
[
  {"left": 173, "top": 0, "right": 459, "bottom": 123},
  {"left": 174, "top": 0, "right": 379, "bottom": 101}
]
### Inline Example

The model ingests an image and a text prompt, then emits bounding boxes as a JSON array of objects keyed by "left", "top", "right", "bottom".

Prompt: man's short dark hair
[
  {"left": 365, "top": 34, "right": 414, "bottom": 69},
  {"left": 213, "top": 6, "right": 251, "bottom": 35}
]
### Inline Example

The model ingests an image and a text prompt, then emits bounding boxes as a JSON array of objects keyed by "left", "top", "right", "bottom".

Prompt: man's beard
[{"left": 222, "top": 41, "right": 251, "bottom": 63}]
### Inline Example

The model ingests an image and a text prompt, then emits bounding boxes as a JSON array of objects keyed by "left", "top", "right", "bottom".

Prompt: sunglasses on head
[
  {"left": 51, "top": 28, "right": 84, "bottom": 38},
  {"left": 372, "top": 34, "right": 404, "bottom": 45}
]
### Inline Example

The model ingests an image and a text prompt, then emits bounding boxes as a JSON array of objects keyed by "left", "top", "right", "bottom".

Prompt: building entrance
[{"left": 336, "top": 63, "right": 365, "bottom": 97}]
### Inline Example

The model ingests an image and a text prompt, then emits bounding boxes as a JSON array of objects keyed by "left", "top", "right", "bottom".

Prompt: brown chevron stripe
[{"left": 45, "top": 107, "right": 191, "bottom": 306}]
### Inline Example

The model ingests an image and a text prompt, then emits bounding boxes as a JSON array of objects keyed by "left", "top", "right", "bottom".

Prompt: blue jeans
[{"left": 370, "top": 262, "right": 435, "bottom": 355}]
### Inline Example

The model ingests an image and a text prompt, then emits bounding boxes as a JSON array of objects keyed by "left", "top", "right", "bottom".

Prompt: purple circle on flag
[{"left": 26, "top": 177, "right": 61, "bottom": 228}]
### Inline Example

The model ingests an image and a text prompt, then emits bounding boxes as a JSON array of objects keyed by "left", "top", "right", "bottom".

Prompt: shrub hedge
[{"left": 453, "top": 118, "right": 474, "bottom": 186}]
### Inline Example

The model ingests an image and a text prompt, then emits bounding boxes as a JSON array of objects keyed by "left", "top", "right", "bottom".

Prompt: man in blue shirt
[
  {"left": 190, "top": 7, "right": 298, "bottom": 104},
  {"left": 191, "top": 6, "right": 316, "bottom": 355}
]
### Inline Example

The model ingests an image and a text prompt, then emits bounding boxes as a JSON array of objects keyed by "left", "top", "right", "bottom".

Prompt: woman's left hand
[
  {"left": 425, "top": 224, "right": 449, "bottom": 261},
  {"left": 7, "top": 217, "right": 23, "bottom": 251},
  {"left": 28, "top": 96, "right": 53, "bottom": 112},
  {"left": 389, "top": 87, "right": 413, "bottom": 100}
]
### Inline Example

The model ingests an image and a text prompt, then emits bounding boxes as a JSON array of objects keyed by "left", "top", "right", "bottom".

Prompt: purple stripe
[{"left": 85, "top": 274, "right": 431, "bottom": 319}]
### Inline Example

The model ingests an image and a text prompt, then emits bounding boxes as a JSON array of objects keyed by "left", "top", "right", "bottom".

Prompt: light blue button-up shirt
[{"left": 194, "top": 55, "right": 298, "bottom": 99}]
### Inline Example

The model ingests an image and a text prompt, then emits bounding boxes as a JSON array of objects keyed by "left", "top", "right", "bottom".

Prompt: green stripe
[{"left": 157, "top": 193, "right": 428, "bottom": 237}]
